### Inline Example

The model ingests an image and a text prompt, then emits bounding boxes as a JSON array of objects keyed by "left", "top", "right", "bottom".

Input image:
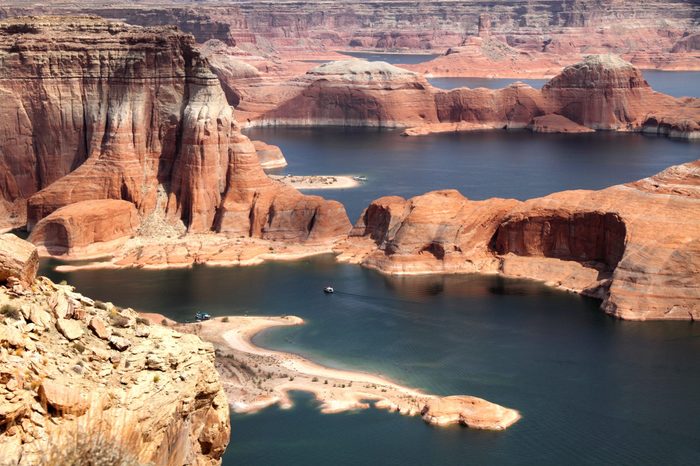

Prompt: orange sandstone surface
[
  {"left": 238, "top": 55, "right": 700, "bottom": 140},
  {"left": 336, "top": 160, "right": 700, "bottom": 321},
  {"left": 0, "top": 16, "right": 350, "bottom": 251}
]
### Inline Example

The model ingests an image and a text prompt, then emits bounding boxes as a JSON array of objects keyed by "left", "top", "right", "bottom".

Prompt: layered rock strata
[
  {"left": 0, "top": 235, "right": 230, "bottom": 465},
  {"left": 337, "top": 160, "right": 700, "bottom": 321},
  {"left": 246, "top": 55, "right": 700, "bottom": 139},
  {"left": 0, "top": 16, "right": 350, "bottom": 256}
]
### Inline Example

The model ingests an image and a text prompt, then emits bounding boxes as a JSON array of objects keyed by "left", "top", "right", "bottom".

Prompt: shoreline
[
  {"left": 181, "top": 315, "right": 521, "bottom": 429},
  {"left": 47, "top": 236, "right": 342, "bottom": 272}
]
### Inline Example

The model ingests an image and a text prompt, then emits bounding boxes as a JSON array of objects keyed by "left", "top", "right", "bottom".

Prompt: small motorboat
[
  {"left": 323, "top": 286, "right": 335, "bottom": 294},
  {"left": 353, "top": 175, "right": 368, "bottom": 182},
  {"left": 195, "top": 312, "right": 212, "bottom": 321}
]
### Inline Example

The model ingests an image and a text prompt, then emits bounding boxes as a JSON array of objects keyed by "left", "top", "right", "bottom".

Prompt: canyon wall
[
  {"left": 0, "top": 234, "right": 230, "bottom": 465},
  {"left": 2, "top": 1, "right": 698, "bottom": 71},
  {"left": 338, "top": 160, "right": 700, "bottom": 321},
  {"left": 0, "top": 16, "right": 350, "bottom": 248}
]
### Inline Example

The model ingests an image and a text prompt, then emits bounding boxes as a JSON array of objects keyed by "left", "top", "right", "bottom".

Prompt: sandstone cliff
[
  {"left": 246, "top": 55, "right": 700, "bottom": 139},
  {"left": 0, "top": 16, "right": 350, "bottom": 252},
  {"left": 0, "top": 234, "right": 230, "bottom": 465},
  {"left": 3, "top": 1, "right": 698, "bottom": 76},
  {"left": 338, "top": 160, "right": 700, "bottom": 321}
]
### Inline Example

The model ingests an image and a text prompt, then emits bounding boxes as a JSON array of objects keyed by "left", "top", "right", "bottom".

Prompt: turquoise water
[
  {"left": 246, "top": 127, "right": 699, "bottom": 219},
  {"left": 427, "top": 72, "right": 700, "bottom": 98},
  {"left": 41, "top": 257, "right": 700, "bottom": 465}
]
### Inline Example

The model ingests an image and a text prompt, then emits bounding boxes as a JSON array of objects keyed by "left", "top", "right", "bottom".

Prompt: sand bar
[
  {"left": 178, "top": 315, "right": 521, "bottom": 429},
  {"left": 270, "top": 174, "right": 361, "bottom": 190}
]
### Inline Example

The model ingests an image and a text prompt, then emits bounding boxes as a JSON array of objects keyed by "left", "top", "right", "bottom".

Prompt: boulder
[
  {"left": 56, "top": 319, "right": 83, "bottom": 341},
  {"left": 109, "top": 335, "right": 132, "bottom": 352},
  {"left": 38, "top": 380, "right": 88, "bottom": 415},
  {"left": 0, "top": 234, "right": 39, "bottom": 285},
  {"left": 88, "top": 317, "right": 110, "bottom": 340}
]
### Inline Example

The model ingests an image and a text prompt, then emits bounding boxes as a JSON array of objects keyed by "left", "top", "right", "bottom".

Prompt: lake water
[
  {"left": 246, "top": 127, "right": 699, "bottom": 220},
  {"left": 427, "top": 71, "right": 700, "bottom": 98},
  {"left": 40, "top": 257, "right": 700, "bottom": 466},
  {"left": 38, "top": 129, "right": 700, "bottom": 465}
]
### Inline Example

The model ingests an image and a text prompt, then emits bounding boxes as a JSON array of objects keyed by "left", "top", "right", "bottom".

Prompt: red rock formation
[
  {"left": 215, "top": 133, "right": 350, "bottom": 240},
  {"left": 247, "top": 55, "right": 699, "bottom": 139},
  {"left": 339, "top": 160, "right": 700, "bottom": 321},
  {"left": 341, "top": 190, "right": 520, "bottom": 274},
  {"left": 541, "top": 54, "right": 651, "bottom": 129},
  {"left": 28, "top": 200, "right": 140, "bottom": 258},
  {"left": 0, "top": 16, "right": 350, "bottom": 253},
  {"left": 259, "top": 61, "right": 438, "bottom": 127},
  {"left": 407, "top": 37, "right": 569, "bottom": 79}
]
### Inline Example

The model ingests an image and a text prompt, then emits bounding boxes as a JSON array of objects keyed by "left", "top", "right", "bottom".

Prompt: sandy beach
[
  {"left": 178, "top": 315, "right": 521, "bottom": 429},
  {"left": 269, "top": 174, "right": 361, "bottom": 190}
]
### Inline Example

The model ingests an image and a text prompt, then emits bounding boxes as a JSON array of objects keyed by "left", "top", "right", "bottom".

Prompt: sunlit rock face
[
  {"left": 0, "top": 15, "right": 350, "bottom": 245},
  {"left": 340, "top": 160, "right": 700, "bottom": 321}
]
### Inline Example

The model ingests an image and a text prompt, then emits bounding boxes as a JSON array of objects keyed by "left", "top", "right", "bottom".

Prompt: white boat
[
  {"left": 353, "top": 175, "right": 368, "bottom": 182},
  {"left": 323, "top": 286, "right": 335, "bottom": 294}
]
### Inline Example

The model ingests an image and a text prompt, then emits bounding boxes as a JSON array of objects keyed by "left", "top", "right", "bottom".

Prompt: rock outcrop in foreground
[
  {"left": 247, "top": 55, "right": 700, "bottom": 139},
  {"left": 338, "top": 160, "right": 700, "bottom": 321},
  {"left": 0, "top": 235, "right": 230, "bottom": 465},
  {"left": 0, "top": 16, "right": 350, "bottom": 247}
]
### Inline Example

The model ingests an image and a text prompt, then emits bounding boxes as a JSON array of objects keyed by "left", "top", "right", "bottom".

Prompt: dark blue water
[
  {"left": 338, "top": 51, "right": 439, "bottom": 65},
  {"left": 428, "top": 71, "right": 700, "bottom": 98},
  {"left": 246, "top": 127, "right": 699, "bottom": 220},
  {"left": 40, "top": 257, "right": 700, "bottom": 466}
]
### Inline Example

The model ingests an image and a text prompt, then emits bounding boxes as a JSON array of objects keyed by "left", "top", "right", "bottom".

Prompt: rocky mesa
[
  {"left": 245, "top": 55, "right": 700, "bottom": 140},
  {"left": 337, "top": 160, "right": 700, "bottom": 321},
  {"left": 0, "top": 234, "right": 230, "bottom": 465}
]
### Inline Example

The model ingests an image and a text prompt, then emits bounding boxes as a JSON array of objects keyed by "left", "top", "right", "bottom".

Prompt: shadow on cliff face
[{"left": 491, "top": 212, "right": 627, "bottom": 271}]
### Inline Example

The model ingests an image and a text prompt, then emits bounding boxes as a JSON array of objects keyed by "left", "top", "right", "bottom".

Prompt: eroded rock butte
[{"left": 337, "top": 160, "right": 700, "bottom": 321}]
